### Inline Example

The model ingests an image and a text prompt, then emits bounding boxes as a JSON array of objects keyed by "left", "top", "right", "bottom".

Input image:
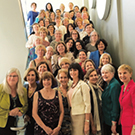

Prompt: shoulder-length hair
[
  {"left": 2, "top": 68, "right": 24, "bottom": 96},
  {"left": 65, "top": 37, "right": 75, "bottom": 52},
  {"left": 45, "top": 2, "right": 54, "bottom": 12},
  {"left": 84, "top": 68, "right": 97, "bottom": 80},
  {"left": 24, "top": 68, "right": 39, "bottom": 82},
  {"left": 36, "top": 61, "right": 51, "bottom": 72},
  {"left": 95, "top": 39, "right": 108, "bottom": 50},
  {"left": 68, "top": 63, "right": 84, "bottom": 80},
  {"left": 55, "top": 41, "right": 68, "bottom": 55},
  {"left": 73, "top": 39, "right": 85, "bottom": 58}
]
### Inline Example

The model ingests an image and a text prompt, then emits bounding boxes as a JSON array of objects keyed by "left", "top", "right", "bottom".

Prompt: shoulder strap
[{"left": 33, "top": 60, "right": 36, "bottom": 67}]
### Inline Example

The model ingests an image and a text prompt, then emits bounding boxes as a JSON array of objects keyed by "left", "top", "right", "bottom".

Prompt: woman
[
  {"left": 39, "top": 26, "right": 49, "bottom": 46},
  {"left": 45, "top": 3, "right": 54, "bottom": 13},
  {"left": 32, "top": 71, "right": 64, "bottom": 135},
  {"left": 60, "top": 3, "right": 65, "bottom": 18},
  {"left": 118, "top": 64, "right": 135, "bottom": 135},
  {"left": 71, "top": 29, "right": 80, "bottom": 42},
  {"left": 35, "top": 10, "right": 46, "bottom": 23},
  {"left": 78, "top": 49, "right": 87, "bottom": 75},
  {"left": 26, "top": 36, "right": 42, "bottom": 69},
  {"left": 50, "top": 12, "right": 56, "bottom": 25},
  {"left": 51, "top": 41, "right": 75, "bottom": 76},
  {"left": 47, "top": 23, "right": 55, "bottom": 42},
  {"left": 84, "top": 59, "right": 96, "bottom": 72},
  {"left": 89, "top": 39, "right": 108, "bottom": 69},
  {"left": 24, "top": 68, "right": 42, "bottom": 135},
  {"left": 57, "top": 69, "right": 71, "bottom": 134},
  {"left": 74, "top": 39, "right": 85, "bottom": 62},
  {"left": 59, "top": 57, "right": 71, "bottom": 70},
  {"left": 64, "top": 23, "right": 75, "bottom": 42},
  {"left": 85, "top": 31, "right": 99, "bottom": 53},
  {"left": 29, "top": 45, "right": 46, "bottom": 68},
  {"left": 65, "top": 37, "right": 74, "bottom": 53},
  {"left": 27, "top": 2, "right": 39, "bottom": 34},
  {"left": 0, "top": 68, "right": 28, "bottom": 135},
  {"left": 36, "top": 61, "right": 51, "bottom": 79},
  {"left": 75, "top": 18, "right": 84, "bottom": 33},
  {"left": 80, "top": 6, "right": 88, "bottom": 13},
  {"left": 44, "top": 18, "right": 50, "bottom": 28},
  {"left": 26, "top": 23, "right": 40, "bottom": 48},
  {"left": 67, "top": 63, "right": 90, "bottom": 135},
  {"left": 84, "top": 68, "right": 102, "bottom": 135},
  {"left": 101, "top": 64, "right": 121, "bottom": 135},
  {"left": 38, "top": 18, "right": 45, "bottom": 27}
]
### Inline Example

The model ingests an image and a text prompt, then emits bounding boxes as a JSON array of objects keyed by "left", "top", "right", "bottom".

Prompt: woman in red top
[{"left": 118, "top": 64, "right": 135, "bottom": 135}]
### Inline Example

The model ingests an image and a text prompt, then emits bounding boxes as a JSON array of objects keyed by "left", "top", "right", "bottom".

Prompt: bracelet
[
  {"left": 112, "top": 122, "right": 116, "bottom": 126},
  {"left": 58, "top": 125, "right": 61, "bottom": 129},
  {"left": 85, "top": 120, "right": 89, "bottom": 123},
  {"left": 133, "top": 125, "right": 135, "bottom": 130}
]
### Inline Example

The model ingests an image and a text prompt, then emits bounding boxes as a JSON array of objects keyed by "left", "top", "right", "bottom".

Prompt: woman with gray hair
[
  {"left": 101, "top": 64, "right": 121, "bottom": 135},
  {"left": 84, "top": 68, "right": 102, "bottom": 135},
  {"left": 0, "top": 68, "right": 28, "bottom": 135}
]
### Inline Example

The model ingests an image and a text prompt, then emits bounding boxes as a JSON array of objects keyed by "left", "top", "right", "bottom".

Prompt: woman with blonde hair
[
  {"left": 57, "top": 69, "right": 71, "bottom": 134},
  {"left": 0, "top": 68, "right": 28, "bottom": 135},
  {"left": 75, "top": 18, "right": 84, "bottom": 33},
  {"left": 35, "top": 10, "right": 46, "bottom": 23},
  {"left": 60, "top": 3, "right": 65, "bottom": 18},
  {"left": 29, "top": 45, "right": 46, "bottom": 68},
  {"left": 118, "top": 64, "right": 135, "bottom": 135}
]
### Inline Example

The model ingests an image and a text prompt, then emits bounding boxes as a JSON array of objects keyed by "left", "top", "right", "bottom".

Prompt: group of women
[{"left": 0, "top": 2, "right": 135, "bottom": 135}]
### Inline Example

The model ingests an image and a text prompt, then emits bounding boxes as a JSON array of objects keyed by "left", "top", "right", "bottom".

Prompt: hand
[
  {"left": 9, "top": 108, "right": 19, "bottom": 116},
  {"left": 24, "top": 115, "right": 30, "bottom": 123},
  {"left": 51, "top": 126, "right": 60, "bottom": 135},
  {"left": 91, "top": 125, "right": 97, "bottom": 135},
  {"left": 44, "top": 126, "right": 53, "bottom": 135},
  {"left": 111, "top": 125, "right": 117, "bottom": 135},
  {"left": 131, "top": 129, "right": 135, "bottom": 135},
  {"left": 18, "top": 111, "right": 23, "bottom": 116},
  {"left": 84, "top": 122, "right": 89, "bottom": 135}
]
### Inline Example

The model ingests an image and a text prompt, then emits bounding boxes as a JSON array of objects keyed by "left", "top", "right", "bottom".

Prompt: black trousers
[{"left": 103, "top": 123, "right": 122, "bottom": 135}]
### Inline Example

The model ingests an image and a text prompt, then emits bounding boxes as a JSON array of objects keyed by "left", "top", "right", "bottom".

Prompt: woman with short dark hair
[{"left": 89, "top": 39, "right": 109, "bottom": 69}]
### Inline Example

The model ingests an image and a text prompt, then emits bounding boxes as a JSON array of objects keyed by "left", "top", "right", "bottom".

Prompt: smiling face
[
  {"left": 55, "top": 31, "right": 62, "bottom": 40},
  {"left": 40, "top": 31, "right": 47, "bottom": 39},
  {"left": 61, "top": 62, "right": 70, "bottom": 70},
  {"left": 72, "top": 30, "right": 78, "bottom": 41},
  {"left": 68, "top": 25, "right": 73, "bottom": 33},
  {"left": 7, "top": 72, "right": 18, "bottom": 87},
  {"left": 85, "top": 61, "right": 95, "bottom": 71},
  {"left": 69, "top": 68, "right": 79, "bottom": 80},
  {"left": 38, "top": 63, "right": 48, "bottom": 76},
  {"left": 66, "top": 39, "right": 73, "bottom": 51},
  {"left": 101, "top": 55, "right": 110, "bottom": 65},
  {"left": 37, "top": 47, "right": 45, "bottom": 57},
  {"left": 27, "top": 71, "right": 36, "bottom": 85},
  {"left": 85, "top": 24, "right": 93, "bottom": 34},
  {"left": 76, "top": 42, "right": 82, "bottom": 50},
  {"left": 57, "top": 43, "right": 65, "bottom": 54},
  {"left": 97, "top": 41, "right": 105, "bottom": 51},
  {"left": 47, "top": 3, "right": 51, "bottom": 10},
  {"left": 42, "top": 78, "right": 52, "bottom": 89},
  {"left": 39, "top": 20, "right": 44, "bottom": 27},
  {"left": 33, "top": 24, "right": 39, "bottom": 32},
  {"left": 91, "top": 32, "right": 98, "bottom": 42},
  {"left": 79, "top": 51, "right": 87, "bottom": 62},
  {"left": 89, "top": 71, "right": 98, "bottom": 84},
  {"left": 118, "top": 69, "right": 132, "bottom": 85},
  {"left": 101, "top": 70, "right": 114, "bottom": 84},
  {"left": 58, "top": 72, "right": 69, "bottom": 86}
]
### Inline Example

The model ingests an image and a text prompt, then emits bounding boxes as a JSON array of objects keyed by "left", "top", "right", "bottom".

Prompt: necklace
[
  {"left": 71, "top": 80, "right": 79, "bottom": 89},
  {"left": 28, "top": 85, "right": 37, "bottom": 98}
]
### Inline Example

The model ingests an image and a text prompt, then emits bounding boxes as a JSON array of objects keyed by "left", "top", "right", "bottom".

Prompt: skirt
[{"left": 71, "top": 114, "right": 85, "bottom": 135}]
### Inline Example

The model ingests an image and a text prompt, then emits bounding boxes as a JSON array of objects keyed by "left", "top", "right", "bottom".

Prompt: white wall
[
  {"left": 85, "top": 0, "right": 135, "bottom": 80},
  {"left": 0, "top": 0, "right": 83, "bottom": 83},
  {"left": 0, "top": 0, "right": 28, "bottom": 83}
]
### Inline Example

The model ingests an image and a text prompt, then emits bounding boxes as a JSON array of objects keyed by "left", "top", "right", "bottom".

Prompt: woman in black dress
[
  {"left": 23, "top": 68, "right": 42, "bottom": 135},
  {"left": 33, "top": 71, "right": 64, "bottom": 135}
]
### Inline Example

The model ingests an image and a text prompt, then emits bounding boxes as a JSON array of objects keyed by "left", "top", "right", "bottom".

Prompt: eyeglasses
[
  {"left": 8, "top": 75, "right": 18, "bottom": 78},
  {"left": 72, "top": 33, "right": 77, "bottom": 35}
]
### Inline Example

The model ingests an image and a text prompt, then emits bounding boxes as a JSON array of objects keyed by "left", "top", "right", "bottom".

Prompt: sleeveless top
[{"left": 34, "top": 90, "right": 60, "bottom": 135}]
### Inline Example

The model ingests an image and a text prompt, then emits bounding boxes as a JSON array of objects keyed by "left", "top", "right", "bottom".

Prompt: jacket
[{"left": 0, "top": 84, "right": 28, "bottom": 128}]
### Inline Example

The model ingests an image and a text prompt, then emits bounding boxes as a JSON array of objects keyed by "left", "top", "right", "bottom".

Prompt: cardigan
[
  {"left": 0, "top": 84, "right": 28, "bottom": 128},
  {"left": 102, "top": 77, "right": 121, "bottom": 126}
]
